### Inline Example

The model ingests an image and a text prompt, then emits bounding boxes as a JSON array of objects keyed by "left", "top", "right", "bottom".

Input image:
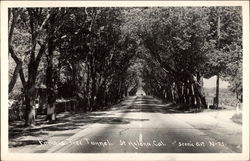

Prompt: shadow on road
[
  {"left": 8, "top": 96, "right": 193, "bottom": 149},
  {"left": 120, "top": 96, "right": 201, "bottom": 114},
  {"left": 9, "top": 97, "right": 142, "bottom": 148}
]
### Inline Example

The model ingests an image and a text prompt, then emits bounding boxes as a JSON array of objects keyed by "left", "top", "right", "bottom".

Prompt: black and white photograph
[{"left": 1, "top": 1, "right": 249, "bottom": 161}]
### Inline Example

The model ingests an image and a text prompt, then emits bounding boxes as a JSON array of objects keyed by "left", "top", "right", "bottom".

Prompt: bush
[
  {"left": 231, "top": 113, "right": 242, "bottom": 124},
  {"left": 9, "top": 93, "right": 25, "bottom": 122}
]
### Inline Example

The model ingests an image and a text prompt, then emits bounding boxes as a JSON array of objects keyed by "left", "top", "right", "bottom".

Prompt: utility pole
[{"left": 215, "top": 11, "right": 221, "bottom": 109}]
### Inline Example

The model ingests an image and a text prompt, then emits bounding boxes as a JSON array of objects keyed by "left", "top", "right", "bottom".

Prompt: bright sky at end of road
[
  {"left": 203, "top": 76, "right": 230, "bottom": 89},
  {"left": 136, "top": 87, "right": 146, "bottom": 96}
]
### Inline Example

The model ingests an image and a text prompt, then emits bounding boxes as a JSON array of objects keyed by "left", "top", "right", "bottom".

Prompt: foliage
[
  {"left": 204, "top": 7, "right": 242, "bottom": 97},
  {"left": 8, "top": 7, "right": 242, "bottom": 124}
]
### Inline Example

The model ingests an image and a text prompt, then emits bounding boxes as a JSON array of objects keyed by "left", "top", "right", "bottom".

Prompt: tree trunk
[
  {"left": 90, "top": 55, "right": 97, "bottom": 110},
  {"left": 184, "top": 82, "right": 189, "bottom": 106},
  {"left": 9, "top": 61, "right": 22, "bottom": 93},
  {"left": 171, "top": 83, "right": 177, "bottom": 103},
  {"left": 215, "top": 73, "right": 220, "bottom": 109},
  {"left": 46, "top": 34, "right": 56, "bottom": 121},
  {"left": 24, "top": 75, "right": 37, "bottom": 126},
  {"left": 24, "top": 45, "right": 46, "bottom": 126},
  {"left": 8, "top": 45, "right": 25, "bottom": 93},
  {"left": 188, "top": 82, "right": 195, "bottom": 107},
  {"left": 21, "top": 8, "right": 49, "bottom": 126},
  {"left": 24, "top": 46, "right": 37, "bottom": 126},
  {"left": 167, "top": 86, "right": 173, "bottom": 102},
  {"left": 86, "top": 63, "right": 91, "bottom": 111},
  {"left": 176, "top": 82, "right": 183, "bottom": 105},
  {"left": 189, "top": 72, "right": 207, "bottom": 109}
]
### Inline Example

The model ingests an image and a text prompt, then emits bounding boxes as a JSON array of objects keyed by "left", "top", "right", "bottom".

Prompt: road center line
[{"left": 139, "top": 133, "right": 143, "bottom": 143}]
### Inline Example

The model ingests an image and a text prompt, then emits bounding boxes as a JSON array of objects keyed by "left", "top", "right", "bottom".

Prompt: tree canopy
[{"left": 8, "top": 7, "right": 242, "bottom": 125}]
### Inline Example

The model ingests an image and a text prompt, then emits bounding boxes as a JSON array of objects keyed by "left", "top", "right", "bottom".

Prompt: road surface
[{"left": 47, "top": 96, "right": 242, "bottom": 153}]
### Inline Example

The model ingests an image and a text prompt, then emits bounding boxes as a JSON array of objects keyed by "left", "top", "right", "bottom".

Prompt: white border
[{"left": 1, "top": 1, "right": 249, "bottom": 161}]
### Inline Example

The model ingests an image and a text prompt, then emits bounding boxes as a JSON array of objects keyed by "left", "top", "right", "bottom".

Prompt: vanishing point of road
[{"left": 47, "top": 96, "right": 242, "bottom": 153}]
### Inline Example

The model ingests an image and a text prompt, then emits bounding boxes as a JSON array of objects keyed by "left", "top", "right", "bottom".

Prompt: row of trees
[
  {"left": 9, "top": 8, "right": 139, "bottom": 126},
  {"left": 9, "top": 7, "right": 242, "bottom": 125},
  {"left": 123, "top": 7, "right": 242, "bottom": 109}
]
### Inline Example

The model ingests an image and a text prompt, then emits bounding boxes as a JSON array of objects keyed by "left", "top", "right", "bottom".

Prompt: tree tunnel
[{"left": 8, "top": 7, "right": 242, "bottom": 126}]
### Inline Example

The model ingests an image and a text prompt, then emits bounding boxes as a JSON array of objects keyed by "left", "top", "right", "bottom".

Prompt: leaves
[{"left": 9, "top": 7, "right": 242, "bottom": 110}]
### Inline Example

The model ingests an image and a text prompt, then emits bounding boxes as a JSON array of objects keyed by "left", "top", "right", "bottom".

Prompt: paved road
[{"left": 48, "top": 96, "right": 241, "bottom": 153}]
